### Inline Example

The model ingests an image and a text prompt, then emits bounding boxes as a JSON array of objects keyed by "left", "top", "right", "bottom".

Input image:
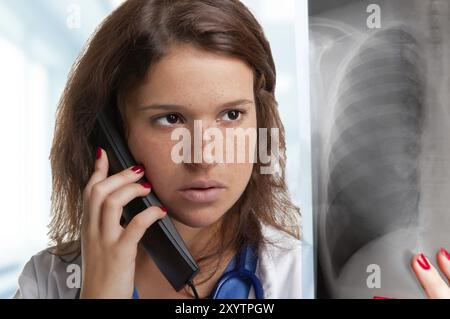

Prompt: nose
[{"left": 184, "top": 119, "right": 220, "bottom": 170}]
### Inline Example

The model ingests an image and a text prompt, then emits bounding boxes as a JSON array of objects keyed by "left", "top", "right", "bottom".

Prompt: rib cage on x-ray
[
  {"left": 326, "top": 27, "right": 424, "bottom": 277},
  {"left": 311, "top": 0, "right": 450, "bottom": 299}
]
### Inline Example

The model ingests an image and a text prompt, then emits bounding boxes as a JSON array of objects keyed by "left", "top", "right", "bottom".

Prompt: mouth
[{"left": 178, "top": 180, "right": 226, "bottom": 203}]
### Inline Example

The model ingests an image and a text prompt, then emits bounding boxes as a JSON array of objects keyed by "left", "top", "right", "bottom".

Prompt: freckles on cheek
[
  {"left": 155, "top": 139, "right": 176, "bottom": 161},
  {"left": 227, "top": 162, "right": 254, "bottom": 181},
  {"left": 135, "top": 137, "right": 175, "bottom": 169}
]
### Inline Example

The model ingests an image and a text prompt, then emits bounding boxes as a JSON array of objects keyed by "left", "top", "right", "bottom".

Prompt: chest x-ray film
[{"left": 309, "top": 0, "right": 450, "bottom": 298}]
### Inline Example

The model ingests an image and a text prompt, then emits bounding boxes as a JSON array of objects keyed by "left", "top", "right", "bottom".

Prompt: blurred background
[{"left": 0, "top": 0, "right": 313, "bottom": 298}]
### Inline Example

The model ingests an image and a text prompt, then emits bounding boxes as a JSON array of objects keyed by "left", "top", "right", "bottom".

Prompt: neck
[
  {"left": 134, "top": 215, "right": 237, "bottom": 298},
  {"left": 171, "top": 218, "right": 223, "bottom": 256}
]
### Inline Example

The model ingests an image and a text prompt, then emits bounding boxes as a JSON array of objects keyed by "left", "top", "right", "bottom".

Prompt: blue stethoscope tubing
[{"left": 209, "top": 244, "right": 264, "bottom": 299}]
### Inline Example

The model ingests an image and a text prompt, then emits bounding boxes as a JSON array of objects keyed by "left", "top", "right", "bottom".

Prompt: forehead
[{"left": 130, "top": 44, "right": 255, "bottom": 109}]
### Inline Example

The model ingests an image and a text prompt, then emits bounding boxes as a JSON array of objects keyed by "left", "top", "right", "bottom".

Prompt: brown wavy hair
[{"left": 49, "top": 0, "right": 300, "bottom": 285}]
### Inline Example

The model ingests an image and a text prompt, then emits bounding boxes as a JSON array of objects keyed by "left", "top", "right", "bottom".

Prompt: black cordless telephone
[{"left": 90, "top": 105, "right": 199, "bottom": 291}]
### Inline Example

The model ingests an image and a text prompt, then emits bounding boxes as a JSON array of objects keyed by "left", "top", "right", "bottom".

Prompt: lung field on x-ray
[{"left": 326, "top": 27, "right": 424, "bottom": 276}]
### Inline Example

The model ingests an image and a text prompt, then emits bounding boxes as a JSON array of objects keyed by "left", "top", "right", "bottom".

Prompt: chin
[{"left": 170, "top": 206, "right": 226, "bottom": 229}]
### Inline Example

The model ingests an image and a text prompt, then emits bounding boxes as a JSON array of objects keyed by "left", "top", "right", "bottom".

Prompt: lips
[{"left": 178, "top": 180, "right": 226, "bottom": 203}]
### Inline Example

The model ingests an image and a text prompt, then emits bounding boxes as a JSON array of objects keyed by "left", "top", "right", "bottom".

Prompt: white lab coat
[{"left": 13, "top": 225, "right": 309, "bottom": 299}]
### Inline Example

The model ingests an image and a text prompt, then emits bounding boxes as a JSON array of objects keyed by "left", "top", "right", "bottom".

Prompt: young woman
[
  {"left": 13, "top": 0, "right": 305, "bottom": 299},
  {"left": 15, "top": 0, "right": 447, "bottom": 300}
]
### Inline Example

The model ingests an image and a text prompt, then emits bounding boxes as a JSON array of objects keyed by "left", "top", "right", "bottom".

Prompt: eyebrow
[{"left": 138, "top": 99, "right": 254, "bottom": 112}]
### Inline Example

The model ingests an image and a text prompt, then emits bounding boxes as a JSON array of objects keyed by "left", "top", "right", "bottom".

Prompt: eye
[
  {"left": 221, "top": 110, "right": 244, "bottom": 122},
  {"left": 154, "top": 113, "right": 183, "bottom": 126}
]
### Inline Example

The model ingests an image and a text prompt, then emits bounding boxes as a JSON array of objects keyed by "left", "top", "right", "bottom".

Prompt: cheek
[
  {"left": 230, "top": 162, "right": 254, "bottom": 191},
  {"left": 128, "top": 132, "right": 176, "bottom": 190}
]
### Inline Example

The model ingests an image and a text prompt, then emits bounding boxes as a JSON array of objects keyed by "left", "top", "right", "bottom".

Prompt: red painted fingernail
[
  {"left": 141, "top": 182, "right": 152, "bottom": 189},
  {"left": 96, "top": 147, "right": 102, "bottom": 160},
  {"left": 160, "top": 206, "right": 168, "bottom": 213},
  {"left": 440, "top": 248, "right": 450, "bottom": 261},
  {"left": 417, "top": 253, "right": 431, "bottom": 270},
  {"left": 373, "top": 296, "right": 393, "bottom": 299},
  {"left": 131, "top": 165, "right": 145, "bottom": 174}
]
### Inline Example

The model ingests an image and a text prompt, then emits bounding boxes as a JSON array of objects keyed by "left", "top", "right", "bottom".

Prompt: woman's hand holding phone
[{"left": 79, "top": 147, "right": 167, "bottom": 299}]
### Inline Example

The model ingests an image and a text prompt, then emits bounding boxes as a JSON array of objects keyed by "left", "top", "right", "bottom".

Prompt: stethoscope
[
  {"left": 132, "top": 244, "right": 264, "bottom": 299},
  {"left": 209, "top": 243, "right": 264, "bottom": 299}
]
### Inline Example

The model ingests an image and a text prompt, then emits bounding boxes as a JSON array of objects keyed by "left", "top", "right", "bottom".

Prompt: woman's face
[{"left": 124, "top": 43, "right": 257, "bottom": 229}]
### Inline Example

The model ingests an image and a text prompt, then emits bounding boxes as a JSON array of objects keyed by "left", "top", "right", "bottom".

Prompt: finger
[
  {"left": 437, "top": 248, "right": 450, "bottom": 283},
  {"left": 119, "top": 206, "right": 167, "bottom": 247},
  {"left": 82, "top": 147, "right": 109, "bottom": 227},
  {"left": 88, "top": 164, "right": 145, "bottom": 230},
  {"left": 411, "top": 253, "right": 450, "bottom": 299},
  {"left": 101, "top": 181, "right": 152, "bottom": 238},
  {"left": 84, "top": 147, "right": 109, "bottom": 198}
]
